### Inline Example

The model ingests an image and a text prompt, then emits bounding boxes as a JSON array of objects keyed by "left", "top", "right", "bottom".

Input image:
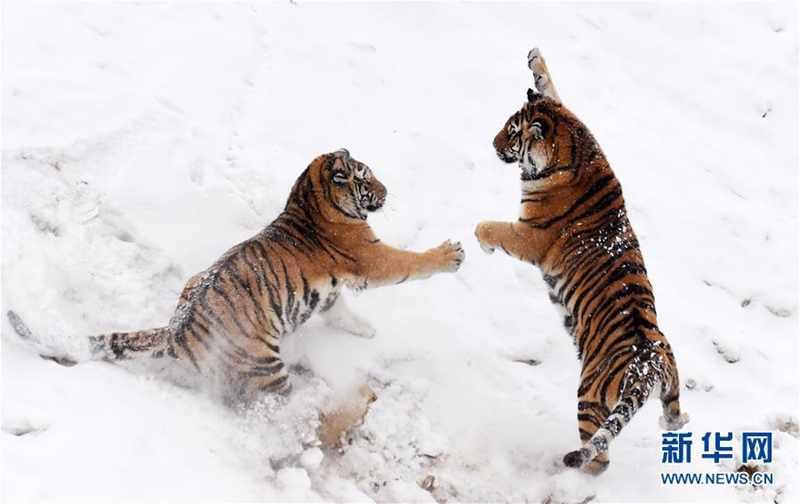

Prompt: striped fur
[
  {"left": 476, "top": 49, "right": 688, "bottom": 473},
  {"left": 9, "top": 149, "right": 464, "bottom": 403}
]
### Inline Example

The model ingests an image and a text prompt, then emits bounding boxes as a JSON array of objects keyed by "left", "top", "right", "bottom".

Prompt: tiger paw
[
  {"left": 432, "top": 240, "right": 465, "bottom": 272},
  {"left": 527, "top": 47, "right": 543, "bottom": 69},
  {"left": 659, "top": 412, "right": 691, "bottom": 431},
  {"left": 322, "top": 306, "right": 376, "bottom": 339},
  {"left": 528, "top": 49, "right": 549, "bottom": 87},
  {"left": 581, "top": 459, "right": 610, "bottom": 476},
  {"left": 474, "top": 221, "right": 496, "bottom": 254},
  {"left": 343, "top": 317, "right": 376, "bottom": 339}
]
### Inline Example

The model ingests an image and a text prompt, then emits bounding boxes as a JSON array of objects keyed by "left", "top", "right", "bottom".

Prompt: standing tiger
[
  {"left": 8, "top": 148, "right": 464, "bottom": 402},
  {"left": 475, "top": 49, "right": 689, "bottom": 474}
]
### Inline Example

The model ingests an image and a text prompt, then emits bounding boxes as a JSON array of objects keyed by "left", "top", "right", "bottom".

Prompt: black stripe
[
  {"left": 520, "top": 174, "right": 616, "bottom": 229},
  {"left": 567, "top": 260, "right": 648, "bottom": 318}
]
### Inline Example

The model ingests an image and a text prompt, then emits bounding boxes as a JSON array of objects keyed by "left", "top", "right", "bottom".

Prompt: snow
[{"left": 1, "top": 2, "right": 797, "bottom": 502}]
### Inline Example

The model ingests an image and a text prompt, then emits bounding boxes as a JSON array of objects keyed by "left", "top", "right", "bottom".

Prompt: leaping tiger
[
  {"left": 475, "top": 48, "right": 689, "bottom": 474},
  {"left": 8, "top": 148, "right": 465, "bottom": 403}
]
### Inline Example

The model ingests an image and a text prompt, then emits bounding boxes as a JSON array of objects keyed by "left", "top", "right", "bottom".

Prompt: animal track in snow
[
  {"left": 1, "top": 420, "right": 49, "bottom": 437},
  {"left": 684, "top": 377, "right": 714, "bottom": 393},
  {"left": 769, "top": 415, "right": 799, "bottom": 439},
  {"left": 712, "top": 340, "right": 740, "bottom": 364}
]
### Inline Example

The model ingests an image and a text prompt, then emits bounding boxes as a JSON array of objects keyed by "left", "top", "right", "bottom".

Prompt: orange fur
[
  {"left": 477, "top": 49, "right": 688, "bottom": 473},
  {"left": 9, "top": 149, "right": 464, "bottom": 404}
]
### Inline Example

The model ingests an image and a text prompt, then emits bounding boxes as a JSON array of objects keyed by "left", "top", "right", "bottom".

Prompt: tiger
[
  {"left": 7, "top": 148, "right": 465, "bottom": 403},
  {"left": 475, "top": 48, "right": 689, "bottom": 474}
]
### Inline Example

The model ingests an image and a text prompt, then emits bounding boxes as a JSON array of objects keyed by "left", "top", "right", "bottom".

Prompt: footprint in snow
[{"left": 2, "top": 420, "right": 49, "bottom": 437}]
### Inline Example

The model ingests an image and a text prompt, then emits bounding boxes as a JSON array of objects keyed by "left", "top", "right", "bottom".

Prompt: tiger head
[
  {"left": 311, "top": 148, "right": 387, "bottom": 221},
  {"left": 493, "top": 88, "right": 587, "bottom": 181}
]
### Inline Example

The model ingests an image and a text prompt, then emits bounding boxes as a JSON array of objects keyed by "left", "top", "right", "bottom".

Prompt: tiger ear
[
  {"left": 531, "top": 121, "right": 543, "bottom": 139},
  {"left": 527, "top": 88, "right": 538, "bottom": 102}
]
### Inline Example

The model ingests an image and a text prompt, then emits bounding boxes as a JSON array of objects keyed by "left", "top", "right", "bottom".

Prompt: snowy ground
[{"left": 1, "top": 2, "right": 798, "bottom": 503}]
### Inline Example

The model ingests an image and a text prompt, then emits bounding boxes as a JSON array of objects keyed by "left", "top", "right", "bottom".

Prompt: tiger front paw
[
  {"left": 527, "top": 47, "right": 543, "bottom": 71},
  {"left": 474, "top": 221, "right": 497, "bottom": 254},
  {"left": 339, "top": 314, "right": 376, "bottom": 339},
  {"left": 432, "top": 240, "right": 465, "bottom": 273}
]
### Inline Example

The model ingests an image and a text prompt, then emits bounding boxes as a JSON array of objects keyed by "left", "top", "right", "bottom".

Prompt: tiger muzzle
[
  {"left": 493, "top": 132, "right": 518, "bottom": 164},
  {"left": 364, "top": 179, "right": 387, "bottom": 212},
  {"left": 496, "top": 150, "right": 517, "bottom": 163}
]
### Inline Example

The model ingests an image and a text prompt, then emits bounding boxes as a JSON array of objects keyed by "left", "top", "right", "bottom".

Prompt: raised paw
[
  {"left": 433, "top": 239, "right": 465, "bottom": 272},
  {"left": 528, "top": 50, "right": 550, "bottom": 87},
  {"left": 527, "top": 47, "right": 544, "bottom": 72},
  {"left": 526, "top": 47, "right": 562, "bottom": 105},
  {"left": 659, "top": 412, "right": 691, "bottom": 431},
  {"left": 474, "top": 221, "right": 496, "bottom": 255}
]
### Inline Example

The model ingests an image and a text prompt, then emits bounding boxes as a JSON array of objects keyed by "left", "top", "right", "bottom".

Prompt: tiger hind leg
[
  {"left": 318, "top": 294, "right": 375, "bottom": 339},
  {"left": 527, "top": 48, "right": 563, "bottom": 105},
  {"left": 658, "top": 359, "right": 690, "bottom": 430},
  {"left": 234, "top": 360, "right": 293, "bottom": 402},
  {"left": 564, "top": 399, "right": 613, "bottom": 474},
  {"left": 582, "top": 453, "right": 610, "bottom": 475},
  {"left": 565, "top": 381, "right": 654, "bottom": 474}
]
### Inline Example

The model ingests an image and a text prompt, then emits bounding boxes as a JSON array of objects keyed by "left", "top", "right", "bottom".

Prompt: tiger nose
[{"left": 373, "top": 179, "right": 387, "bottom": 203}]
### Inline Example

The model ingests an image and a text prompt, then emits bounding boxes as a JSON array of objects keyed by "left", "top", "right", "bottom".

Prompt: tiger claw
[
  {"left": 527, "top": 47, "right": 543, "bottom": 70},
  {"left": 441, "top": 240, "right": 465, "bottom": 272},
  {"left": 479, "top": 242, "right": 495, "bottom": 255},
  {"left": 431, "top": 240, "right": 465, "bottom": 273},
  {"left": 526, "top": 47, "right": 562, "bottom": 105}
]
